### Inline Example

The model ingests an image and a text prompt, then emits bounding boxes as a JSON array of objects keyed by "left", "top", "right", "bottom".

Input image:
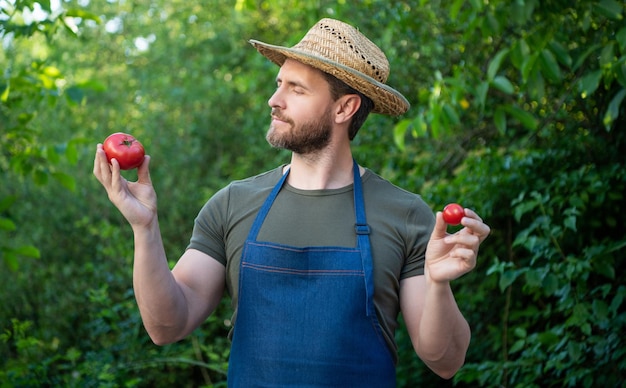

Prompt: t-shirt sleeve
[
  {"left": 400, "top": 197, "right": 435, "bottom": 279},
  {"left": 186, "top": 186, "right": 230, "bottom": 267}
]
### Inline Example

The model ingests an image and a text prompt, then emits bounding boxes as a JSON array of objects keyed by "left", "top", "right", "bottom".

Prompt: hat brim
[{"left": 250, "top": 39, "right": 410, "bottom": 116}]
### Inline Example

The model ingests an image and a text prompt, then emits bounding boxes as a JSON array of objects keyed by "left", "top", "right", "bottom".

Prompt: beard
[{"left": 266, "top": 107, "right": 333, "bottom": 155}]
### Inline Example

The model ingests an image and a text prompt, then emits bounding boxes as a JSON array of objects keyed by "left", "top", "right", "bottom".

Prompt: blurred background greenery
[{"left": 1, "top": 0, "right": 625, "bottom": 386}]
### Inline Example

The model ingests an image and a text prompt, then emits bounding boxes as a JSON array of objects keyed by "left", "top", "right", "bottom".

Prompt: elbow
[
  {"left": 150, "top": 335, "right": 176, "bottom": 346},
  {"left": 419, "top": 337, "right": 469, "bottom": 380},
  {"left": 145, "top": 326, "right": 186, "bottom": 346},
  {"left": 435, "top": 364, "right": 462, "bottom": 380},
  {"left": 425, "top": 354, "right": 465, "bottom": 380}
]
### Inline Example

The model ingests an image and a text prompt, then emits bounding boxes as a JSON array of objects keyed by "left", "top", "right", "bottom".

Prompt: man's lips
[
  {"left": 271, "top": 114, "right": 290, "bottom": 124},
  {"left": 271, "top": 109, "right": 290, "bottom": 124}
]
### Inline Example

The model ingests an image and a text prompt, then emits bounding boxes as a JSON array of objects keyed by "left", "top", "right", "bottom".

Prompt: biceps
[{"left": 399, "top": 275, "right": 427, "bottom": 334}]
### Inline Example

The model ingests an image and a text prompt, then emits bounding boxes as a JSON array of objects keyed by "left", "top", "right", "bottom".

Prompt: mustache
[{"left": 271, "top": 109, "right": 292, "bottom": 123}]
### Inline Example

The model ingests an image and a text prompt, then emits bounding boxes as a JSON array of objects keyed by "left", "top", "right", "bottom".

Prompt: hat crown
[{"left": 293, "top": 18, "right": 390, "bottom": 84}]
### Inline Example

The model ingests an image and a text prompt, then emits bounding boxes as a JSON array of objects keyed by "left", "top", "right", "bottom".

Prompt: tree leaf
[
  {"left": 65, "top": 9, "right": 102, "bottom": 23},
  {"left": 443, "top": 104, "right": 460, "bottom": 125},
  {"left": 393, "top": 118, "right": 411, "bottom": 151},
  {"left": 525, "top": 267, "right": 547, "bottom": 288},
  {"left": 579, "top": 69, "right": 603, "bottom": 98},
  {"left": 0, "top": 195, "right": 17, "bottom": 212},
  {"left": 511, "top": 38, "right": 530, "bottom": 70},
  {"left": 509, "top": 339, "right": 526, "bottom": 354},
  {"left": 599, "top": 42, "right": 616, "bottom": 68},
  {"left": 65, "top": 86, "right": 85, "bottom": 104},
  {"left": 492, "top": 76, "right": 515, "bottom": 94},
  {"left": 0, "top": 217, "right": 17, "bottom": 231},
  {"left": 52, "top": 172, "right": 77, "bottom": 192},
  {"left": 504, "top": 105, "right": 538, "bottom": 130},
  {"left": 3, "top": 252, "right": 19, "bottom": 272},
  {"left": 450, "top": 0, "right": 465, "bottom": 21},
  {"left": 617, "top": 26, "right": 626, "bottom": 54},
  {"left": 475, "top": 81, "right": 489, "bottom": 111},
  {"left": 549, "top": 41, "right": 572, "bottom": 68},
  {"left": 593, "top": 0, "right": 624, "bottom": 21},
  {"left": 14, "top": 245, "right": 41, "bottom": 259},
  {"left": 540, "top": 48, "right": 562, "bottom": 82},
  {"left": 412, "top": 114, "right": 428, "bottom": 138},
  {"left": 527, "top": 70, "right": 545, "bottom": 101},
  {"left": 564, "top": 215, "right": 577, "bottom": 231},
  {"left": 500, "top": 268, "right": 522, "bottom": 292},
  {"left": 603, "top": 89, "right": 626, "bottom": 130},
  {"left": 1, "top": 83, "right": 9, "bottom": 102},
  {"left": 494, "top": 107, "right": 507, "bottom": 135},
  {"left": 616, "top": 59, "right": 626, "bottom": 88},
  {"left": 66, "top": 140, "right": 79, "bottom": 165},
  {"left": 572, "top": 44, "right": 601, "bottom": 71},
  {"left": 609, "top": 286, "right": 625, "bottom": 316},
  {"left": 521, "top": 52, "right": 539, "bottom": 83},
  {"left": 487, "top": 49, "right": 509, "bottom": 81}
]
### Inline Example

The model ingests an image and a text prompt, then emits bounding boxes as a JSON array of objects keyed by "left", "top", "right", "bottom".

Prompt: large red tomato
[
  {"left": 442, "top": 203, "right": 465, "bottom": 225},
  {"left": 102, "top": 132, "right": 145, "bottom": 170}
]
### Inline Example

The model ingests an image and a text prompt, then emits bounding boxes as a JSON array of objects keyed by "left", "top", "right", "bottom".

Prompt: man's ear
[{"left": 334, "top": 94, "right": 361, "bottom": 124}]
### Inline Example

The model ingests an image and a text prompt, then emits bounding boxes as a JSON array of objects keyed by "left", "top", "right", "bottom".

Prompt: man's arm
[
  {"left": 400, "top": 209, "right": 489, "bottom": 378},
  {"left": 132, "top": 219, "right": 225, "bottom": 345},
  {"left": 94, "top": 145, "right": 225, "bottom": 345}
]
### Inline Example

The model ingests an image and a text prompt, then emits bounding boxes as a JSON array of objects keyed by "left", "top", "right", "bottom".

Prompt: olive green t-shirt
[{"left": 187, "top": 165, "right": 435, "bottom": 363}]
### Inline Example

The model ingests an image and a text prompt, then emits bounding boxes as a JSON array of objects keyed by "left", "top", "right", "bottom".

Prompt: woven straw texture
[{"left": 250, "top": 18, "right": 410, "bottom": 116}]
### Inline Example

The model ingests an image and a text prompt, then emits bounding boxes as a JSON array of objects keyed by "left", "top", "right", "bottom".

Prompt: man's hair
[{"left": 322, "top": 72, "right": 374, "bottom": 140}]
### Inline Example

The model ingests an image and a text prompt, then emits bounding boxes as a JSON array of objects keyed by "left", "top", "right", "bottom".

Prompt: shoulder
[
  {"left": 362, "top": 169, "right": 432, "bottom": 216},
  {"left": 213, "top": 166, "right": 285, "bottom": 201},
  {"left": 228, "top": 166, "right": 285, "bottom": 190},
  {"left": 195, "top": 166, "right": 285, "bottom": 220}
]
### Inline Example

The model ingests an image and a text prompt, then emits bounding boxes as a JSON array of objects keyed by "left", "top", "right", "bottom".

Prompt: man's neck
[{"left": 285, "top": 150, "right": 361, "bottom": 190}]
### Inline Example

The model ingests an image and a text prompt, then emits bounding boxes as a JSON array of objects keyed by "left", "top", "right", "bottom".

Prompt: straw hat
[{"left": 249, "top": 18, "right": 410, "bottom": 116}]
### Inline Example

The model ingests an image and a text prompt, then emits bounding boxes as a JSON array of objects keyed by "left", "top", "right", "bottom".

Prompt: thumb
[
  {"left": 430, "top": 211, "right": 448, "bottom": 239},
  {"left": 137, "top": 155, "right": 152, "bottom": 185}
]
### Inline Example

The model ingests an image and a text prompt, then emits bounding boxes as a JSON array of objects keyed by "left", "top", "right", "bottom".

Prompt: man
[{"left": 94, "top": 18, "right": 490, "bottom": 386}]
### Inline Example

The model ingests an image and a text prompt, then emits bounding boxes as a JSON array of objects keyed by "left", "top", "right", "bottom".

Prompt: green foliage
[
  {"left": 1, "top": 0, "right": 625, "bottom": 386},
  {"left": 0, "top": 0, "right": 97, "bottom": 270},
  {"left": 394, "top": 1, "right": 626, "bottom": 386},
  {"left": 440, "top": 147, "right": 626, "bottom": 387}
]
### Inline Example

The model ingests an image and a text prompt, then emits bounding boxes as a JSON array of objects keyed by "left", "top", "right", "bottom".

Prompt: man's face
[{"left": 266, "top": 59, "right": 335, "bottom": 154}]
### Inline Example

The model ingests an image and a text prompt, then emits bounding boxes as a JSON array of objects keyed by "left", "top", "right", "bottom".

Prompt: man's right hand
[{"left": 93, "top": 143, "right": 157, "bottom": 228}]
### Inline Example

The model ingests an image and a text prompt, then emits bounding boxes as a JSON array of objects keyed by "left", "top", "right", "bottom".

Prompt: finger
[
  {"left": 108, "top": 157, "right": 123, "bottom": 192},
  {"left": 463, "top": 219, "right": 491, "bottom": 242},
  {"left": 137, "top": 155, "right": 152, "bottom": 185},
  {"left": 444, "top": 232, "right": 480, "bottom": 247},
  {"left": 463, "top": 207, "right": 483, "bottom": 223},
  {"left": 450, "top": 248, "right": 477, "bottom": 269},
  {"left": 93, "top": 144, "right": 111, "bottom": 183},
  {"left": 431, "top": 211, "right": 449, "bottom": 239},
  {"left": 459, "top": 209, "right": 490, "bottom": 241},
  {"left": 93, "top": 145, "right": 100, "bottom": 177}
]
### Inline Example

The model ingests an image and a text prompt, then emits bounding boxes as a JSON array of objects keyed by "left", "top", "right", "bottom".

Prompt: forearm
[
  {"left": 132, "top": 218, "right": 188, "bottom": 344},
  {"left": 400, "top": 275, "right": 471, "bottom": 379},
  {"left": 418, "top": 280, "right": 470, "bottom": 373}
]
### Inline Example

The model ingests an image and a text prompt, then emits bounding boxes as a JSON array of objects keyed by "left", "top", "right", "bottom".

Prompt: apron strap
[
  {"left": 352, "top": 159, "right": 376, "bottom": 317},
  {"left": 247, "top": 167, "right": 290, "bottom": 241}
]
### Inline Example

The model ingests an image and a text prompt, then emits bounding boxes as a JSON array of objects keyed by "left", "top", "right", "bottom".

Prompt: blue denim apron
[{"left": 227, "top": 160, "right": 396, "bottom": 387}]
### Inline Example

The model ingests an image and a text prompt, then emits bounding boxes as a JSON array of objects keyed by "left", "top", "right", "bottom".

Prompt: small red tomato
[
  {"left": 102, "top": 132, "right": 145, "bottom": 170},
  {"left": 442, "top": 203, "right": 464, "bottom": 225}
]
